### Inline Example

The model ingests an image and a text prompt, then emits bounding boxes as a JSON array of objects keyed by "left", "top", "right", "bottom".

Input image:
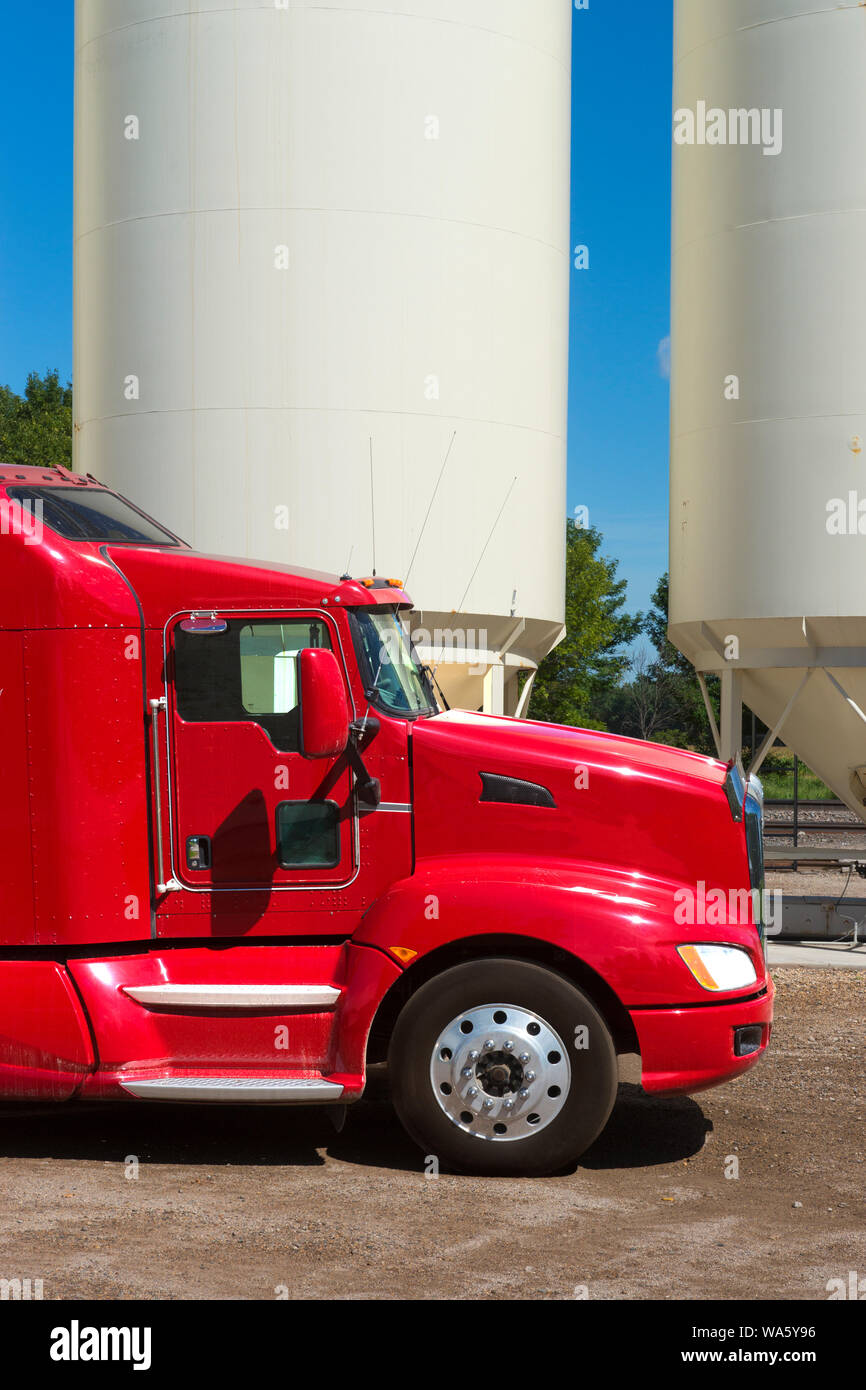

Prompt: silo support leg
[
  {"left": 719, "top": 669, "right": 744, "bottom": 764},
  {"left": 513, "top": 672, "right": 536, "bottom": 720},
  {"left": 696, "top": 673, "right": 721, "bottom": 758},
  {"left": 748, "top": 670, "right": 813, "bottom": 779},
  {"left": 482, "top": 663, "right": 505, "bottom": 715}
]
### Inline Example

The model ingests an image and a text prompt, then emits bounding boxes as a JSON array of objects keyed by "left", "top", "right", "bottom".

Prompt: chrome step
[{"left": 120, "top": 1076, "right": 345, "bottom": 1102}]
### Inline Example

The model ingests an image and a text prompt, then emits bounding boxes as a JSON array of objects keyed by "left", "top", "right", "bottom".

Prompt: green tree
[
  {"left": 0, "top": 370, "right": 73, "bottom": 470},
  {"left": 529, "top": 520, "right": 641, "bottom": 729},
  {"left": 641, "top": 572, "right": 718, "bottom": 753}
]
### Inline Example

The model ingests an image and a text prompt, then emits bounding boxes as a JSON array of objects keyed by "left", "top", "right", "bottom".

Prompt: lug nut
[
  {"left": 519, "top": 1053, "right": 530, "bottom": 1063},
  {"left": 468, "top": 1087, "right": 478, "bottom": 1099},
  {"left": 483, "top": 1039, "right": 495, "bottom": 1050},
  {"left": 483, "top": 1099, "right": 494, "bottom": 1111},
  {"left": 503, "top": 1099, "right": 514, "bottom": 1110},
  {"left": 468, "top": 1050, "right": 479, "bottom": 1061},
  {"left": 461, "top": 1067, "right": 473, "bottom": 1078},
  {"left": 519, "top": 1088, "right": 530, "bottom": 1099},
  {"left": 525, "top": 1071, "right": 536, "bottom": 1082},
  {"left": 503, "top": 1040, "right": 515, "bottom": 1051}
]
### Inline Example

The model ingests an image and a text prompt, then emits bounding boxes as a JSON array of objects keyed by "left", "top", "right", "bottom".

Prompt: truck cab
[{"left": 0, "top": 467, "right": 773, "bottom": 1174}]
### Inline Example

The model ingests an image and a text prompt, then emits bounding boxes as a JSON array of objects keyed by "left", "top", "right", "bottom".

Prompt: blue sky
[
  {"left": 0, "top": 4, "right": 74, "bottom": 393},
  {"left": 0, "top": 0, "right": 672, "bottom": 617},
  {"left": 570, "top": 2, "right": 673, "bottom": 617}
]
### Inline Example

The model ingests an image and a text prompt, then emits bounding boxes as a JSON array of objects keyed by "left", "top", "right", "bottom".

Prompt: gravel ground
[
  {"left": 767, "top": 864, "right": 866, "bottom": 900},
  {"left": 0, "top": 968, "right": 863, "bottom": 1301}
]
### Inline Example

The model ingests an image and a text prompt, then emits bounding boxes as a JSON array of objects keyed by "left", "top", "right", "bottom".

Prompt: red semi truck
[{"left": 0, "top": 466, "right": 773, "bottom": 1175}]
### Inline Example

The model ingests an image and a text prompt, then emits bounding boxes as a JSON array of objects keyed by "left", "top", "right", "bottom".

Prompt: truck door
[{"left": 165, "top": 612, "right": 356, "bottom": 892}]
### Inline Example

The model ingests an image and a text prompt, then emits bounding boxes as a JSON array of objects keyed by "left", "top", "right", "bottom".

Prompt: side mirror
[{"left": 298, "top": 648, "right": 350, "bottom": 759}]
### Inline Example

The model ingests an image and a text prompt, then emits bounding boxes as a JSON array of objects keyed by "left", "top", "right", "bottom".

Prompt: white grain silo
[
  {"left": 670, "top": 0, "right": 866, "bottom": 816},
  {"left": 73, "top": 0, "right": 571, "bottom": 713}
]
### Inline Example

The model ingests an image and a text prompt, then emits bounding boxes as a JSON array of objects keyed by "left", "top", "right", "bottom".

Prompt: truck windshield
[{"left": 352, "top": 609, "right": 438, "bottom": 717}]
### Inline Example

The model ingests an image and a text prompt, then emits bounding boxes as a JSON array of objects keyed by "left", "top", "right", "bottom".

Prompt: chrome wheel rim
[{"left": 429, "top": 1002, "right": 571, "bottom": 1142}]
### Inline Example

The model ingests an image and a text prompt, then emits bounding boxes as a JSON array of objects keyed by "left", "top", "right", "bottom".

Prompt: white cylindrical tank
[
  {"left": 670, "top": 0, "right": 866, "bottom": 813},
  {"left": 73, "top": 0, "right": 570, "bottom": 711}
]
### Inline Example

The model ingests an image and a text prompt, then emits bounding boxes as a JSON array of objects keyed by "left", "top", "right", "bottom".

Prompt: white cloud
[{"left": 657, "top": 335, "right": 671, "bottom": 380}]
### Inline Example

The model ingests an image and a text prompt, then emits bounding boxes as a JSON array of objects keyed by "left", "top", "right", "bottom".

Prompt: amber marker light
[{"left": 390, "top": 947, "right": 418, "bottom": 964}]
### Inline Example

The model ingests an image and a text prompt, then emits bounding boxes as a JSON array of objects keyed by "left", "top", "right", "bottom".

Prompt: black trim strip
[
  {"left": 0, "top": 934, "right": 353, "bottom": 963},
  {"left": 479, "top": 772, "right": 557, "bottom": 809},
  {"left": 629, "top": 986, "right": 770, "bottom": 1013}
]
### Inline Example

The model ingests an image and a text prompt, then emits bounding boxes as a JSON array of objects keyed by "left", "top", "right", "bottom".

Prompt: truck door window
[
  {"left": 174, "top": 618, "right": 332, "bottom": 752},
  {"left": 275, "top": 801, "right": 340, "bottom": 868}
]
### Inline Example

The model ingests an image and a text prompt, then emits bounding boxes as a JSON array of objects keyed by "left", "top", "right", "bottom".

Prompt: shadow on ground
[
  {"left": 579, "top": 1084, "right": 712, "bottom": 1170},
  {"left": 0, "top": 1077, "right": 710, "bottom": 1177}
]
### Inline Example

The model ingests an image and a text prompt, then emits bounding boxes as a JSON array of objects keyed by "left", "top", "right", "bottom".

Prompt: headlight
[{"left": 677, "top": 944, "right": 758, "bottom": 992}]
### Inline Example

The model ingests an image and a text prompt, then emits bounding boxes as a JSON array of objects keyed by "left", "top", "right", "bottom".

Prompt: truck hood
[
  {"left": 409, "top": 710, "right": 744, "bottom": 895},
  {"left": 414, "top": 710, "right": 726, "bottom": 787}
]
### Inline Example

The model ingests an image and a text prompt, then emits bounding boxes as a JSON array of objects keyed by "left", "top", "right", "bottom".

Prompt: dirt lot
[{"left": 1, "top": 968, "right": 863, "bottom": 1301}]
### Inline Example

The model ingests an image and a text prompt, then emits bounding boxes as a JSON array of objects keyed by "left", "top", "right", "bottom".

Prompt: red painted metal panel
[
  {"left": 152, "top": 613, "right": 412, "bottom": 935},
  {"left": 354, "top": 857, "right": 769, "bottom": 1010},
  {"left": 631, "top": 980, "right": 775, "bottom": 1095},
  {"left": 0, "top": 633, "right": 35, "bottom": 943},
  {"left": 327, "top": 943, "right": 402, "bottom": 1081},
  {"left": 0, "top": 961, "right": 94, "bottom": 1099},
  {"left": 70, "top": 944, "right": 349, "bottom": 1079},
  {"left": 0, "top": 471, "right": 143, "bottom": 631},
  {"left": 169, "top": 721, "right": 355, "bottom": 891},
  {"left": 410, "top": 710, "right": 737, "bottom": 892},
  {"left": 108, "top": 546, "right": 412, "bottom": 639},
  {"left": 24, "top": 629, "right": 151, "bottom": 945}
]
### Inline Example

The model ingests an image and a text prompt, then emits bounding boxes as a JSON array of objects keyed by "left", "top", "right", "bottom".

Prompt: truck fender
[{"left": 355, "top": 856, "right": 766, "bottom": 1011}]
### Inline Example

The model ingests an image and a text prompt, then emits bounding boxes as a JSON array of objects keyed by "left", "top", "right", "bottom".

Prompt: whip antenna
[
  {"left": 404, "top": 430, "right": 457, "bottom": 589},
  {"left": 369, "top": 438, "right": 377, "bottom": 577},
  {"left": 432, "top": 474, "right": 519, "bottom": 674}
]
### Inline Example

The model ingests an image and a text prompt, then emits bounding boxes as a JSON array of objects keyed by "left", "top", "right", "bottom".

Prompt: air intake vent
[{"left": 479, "top": 772, "right": 556, "bottom": 809}]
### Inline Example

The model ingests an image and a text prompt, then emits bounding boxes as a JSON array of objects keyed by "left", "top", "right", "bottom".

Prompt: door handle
[{"left": 149, "top": 697, "right": 180, "bottom": 894}]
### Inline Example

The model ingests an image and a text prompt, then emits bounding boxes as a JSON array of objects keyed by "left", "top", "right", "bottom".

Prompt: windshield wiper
[{"left": 424, "top": 664, "right": 450, "bottom": 711}]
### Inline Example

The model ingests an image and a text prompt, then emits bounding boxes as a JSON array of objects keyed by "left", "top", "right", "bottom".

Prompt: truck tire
[{"left": 388, "top": 958, "right": 618, "bottom": 1176}]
